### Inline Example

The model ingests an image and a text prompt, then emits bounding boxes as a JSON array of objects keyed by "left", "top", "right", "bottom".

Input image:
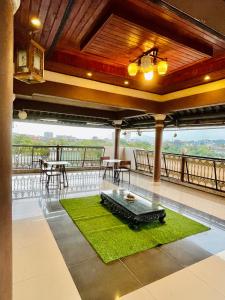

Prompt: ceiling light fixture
[
  {"left": 18, "top": 110, "right": 27, "bottom": 120},
  {"left": 204, "top": 75, "right": 210, "bottom": 81},
  {"left": 128, "top": 47, "right": 168, "bottom": 80},
  {"left": 31, "top": 17, "right": 41, "bottom": 28},
  {"left": 137, "top": 129, "right": 142, "bottom": 136}
]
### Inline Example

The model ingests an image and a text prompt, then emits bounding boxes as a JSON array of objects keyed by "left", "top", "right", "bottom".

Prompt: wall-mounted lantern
[{"left": 14, "top": 39, "right": 45, "bottom": 84}]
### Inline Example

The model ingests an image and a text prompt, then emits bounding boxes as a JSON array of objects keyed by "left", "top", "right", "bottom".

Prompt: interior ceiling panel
[
  {"left": 14, "top": 0, "right": 225, "bottom": 94},
  {"left": 83, "top": 14, "right": 209, "bottom": 73}
]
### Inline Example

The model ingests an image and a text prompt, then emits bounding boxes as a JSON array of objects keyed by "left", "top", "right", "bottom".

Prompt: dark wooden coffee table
[{"left": 100, "top": 189, "right": 166, "bottom": 230}]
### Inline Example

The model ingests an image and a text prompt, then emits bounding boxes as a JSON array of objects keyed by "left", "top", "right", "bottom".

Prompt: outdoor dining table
[
  {"left": 102, "top": 159, "right": 121, "bottom": 181},
  {"left": 46, "top": 161, "right": 70, "bottom": 187}
]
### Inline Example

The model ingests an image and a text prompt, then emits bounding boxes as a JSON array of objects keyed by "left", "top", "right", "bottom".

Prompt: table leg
[
  {"left": 103, "top": 162, "right": 109, "bottom": 179},
  {"left": 159, "top": 213, "right": 166, "bottom": 224},
  {"left": 62, "top": 165, "right": 68, "bottom": 187}
]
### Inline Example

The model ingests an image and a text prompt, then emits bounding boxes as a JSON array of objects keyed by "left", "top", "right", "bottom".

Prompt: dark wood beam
[
  {"left": 116, "top": 109, "right": 148, "bottom": 119},
  {"left": 160, "top": 87, "right": 225, "bottom": 113},
  {"left": 13, "top": 80, "right": 160, "bottom": 113},
  {"left": 13, "top": 99, "right": 117, "bottom": 120},
  {"left": 46, "top": 51, "right": 225, "bottom": 95},
  {"left": 158, "top": 54, "right": 225, "bottom": 94},
  {"left": 47, "top": 51, "right": 127, "bottom": 77}
]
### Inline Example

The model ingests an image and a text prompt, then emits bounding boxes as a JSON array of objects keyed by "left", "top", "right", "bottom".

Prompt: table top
[
  {"left": 46, "top": 161, "right": 70, "bottom": 166},
  {"left": 104, "top": 159, "right": 121, "bottom": 163},
  {"left": 101, "top": 189, "right": 164, "bottom": 216}
]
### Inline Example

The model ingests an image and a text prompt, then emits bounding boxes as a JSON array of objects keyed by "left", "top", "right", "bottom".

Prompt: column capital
[
  {"left": 113, "top": 120, "right": 122, "bottom": 129},
  {"left": 153, "top": 114, "right": 166, "bottom": 121},
  {"left": 11, "top": 0, "right": 20, "bottom": 14}
]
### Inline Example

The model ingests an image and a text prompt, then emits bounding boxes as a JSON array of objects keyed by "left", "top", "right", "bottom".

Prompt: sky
[
  {"left": 12, "top": 121, "right": 114, "bottom": 139},
  {"left": 13, "top": 121, "right": 225, "bottom": 141}
]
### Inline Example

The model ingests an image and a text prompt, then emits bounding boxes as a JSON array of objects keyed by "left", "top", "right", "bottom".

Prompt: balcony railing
[
  {"left": 13, "top": 145, "right": 225, "bottom": 193},
  {"left": 134, "top": 149, "right": 225, "bottom": 192},
  {"left": 12, "top": 145, "right": 105, "bottom": 170}
]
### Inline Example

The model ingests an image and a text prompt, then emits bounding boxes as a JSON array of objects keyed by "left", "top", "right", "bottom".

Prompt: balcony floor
[{"left": 13, "top": 171, "right": 225, "bottom": 300}]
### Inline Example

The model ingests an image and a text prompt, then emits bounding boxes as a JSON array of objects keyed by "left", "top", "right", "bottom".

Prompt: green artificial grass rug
[{"left": 60, "top": 195, "right": 209, "bottom": 263}]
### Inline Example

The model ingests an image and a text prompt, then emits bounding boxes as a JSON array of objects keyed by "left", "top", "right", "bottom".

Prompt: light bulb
[{"left": 144, "top": 71, "right": 154, "bottom": 80}]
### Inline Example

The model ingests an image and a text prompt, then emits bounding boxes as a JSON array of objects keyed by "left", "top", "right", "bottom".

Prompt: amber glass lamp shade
[
  {"left": 157, "top": 60, "right": 168, "bottom": 75},
  {"left": 128, "top": 62, "right": 138, "bottom": 76}
]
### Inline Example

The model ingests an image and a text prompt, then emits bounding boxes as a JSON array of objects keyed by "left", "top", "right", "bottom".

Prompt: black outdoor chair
[
  {"left": 100, "top": 156, "right": 113, "bottom": 178},
  {"left": 114, "top": 160, "right": 131, "bottom": 184},
  {"left": 39, "top": 159, "right": 62, "bottom": 189}
]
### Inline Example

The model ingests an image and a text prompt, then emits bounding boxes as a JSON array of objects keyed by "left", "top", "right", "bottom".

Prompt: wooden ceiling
[{"left": 14, "top": 0, "right": 225, "bottom": 94}]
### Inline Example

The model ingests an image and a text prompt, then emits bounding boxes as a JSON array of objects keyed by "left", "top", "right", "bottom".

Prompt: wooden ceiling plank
[
  {"left": 20, "top": 0, "right": 31, "bottom": 28},
  {"left": 94, "top": 16, "right": 209, "bottom": 61},
  {"left": 111, "top": 13, "right": 213, "bottom": 57},
  {"left": 39, "top": 0, "right": 62, "bottom": 47},
  {"left": 34, "top": 0, "right": 51, "bottom": 43},
  {"left": 59, "top": 0, "right": 84, "bottom": 42},
  {"left": 75, "top": 0, "right": 109, "bottom": 45},
  {"left": 90, "top": 36, "right": 203, "bottom": 65},
  {"left": 45, "top": 1, "right": 69, "bottom": 50},
  {"left": 79, "top": 7, "right": 113, "bottom": 50},
  {"left": 67, "top": 0, "right": 96, "bottom": 46},
  {"left": 30, "top": 0, "right": 41, "bottom": 20}
]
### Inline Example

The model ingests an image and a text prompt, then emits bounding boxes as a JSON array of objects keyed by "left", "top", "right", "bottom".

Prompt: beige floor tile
[
  {"left": 13, "top": 218, "right": 52, "bottom": 250},
  {"left": 13, "top": 269, "right": 81, "bottom": 300},
  {"left": 188, "top": 255, "right": 225, "bottom": 296},
  {"left": 13, "top": 237, "right": 67, "bottom": 283},
  {"left": 119, "top": 286, "right": 156, "bottom": 300},
  {"left": 146, "top": 268, "right": 225, "bottom": 300}
]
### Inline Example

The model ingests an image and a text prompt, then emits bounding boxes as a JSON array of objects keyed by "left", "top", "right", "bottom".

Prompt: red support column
[
  {"left": 114, "top": 127, "right": 121, "bottom": 159},
  {"left": 0, "top": 1, "right": 19, "bottom": 300},
  {"left": 153, "top": 114, "right": 166, "bottom": 182}
]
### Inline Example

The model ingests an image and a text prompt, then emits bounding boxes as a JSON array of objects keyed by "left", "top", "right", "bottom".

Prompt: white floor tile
[{"left": 217, "top": 250, "right": 225, "bottom": 260}]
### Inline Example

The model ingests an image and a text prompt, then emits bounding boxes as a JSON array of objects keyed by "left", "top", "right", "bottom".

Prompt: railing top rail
[
  {"left": 134, "top": 149, "right": 225, "bottom": 162},
  {"left": 12, "top": 145, "right": 105, "bottom": 149}
]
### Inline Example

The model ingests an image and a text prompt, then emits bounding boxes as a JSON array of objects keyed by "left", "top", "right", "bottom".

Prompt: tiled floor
[
  {"left": 12, "top": 171, "right": 225, "bottom": 300},
  {"left": 120, "top": 250, "right": 225, "bottom": 300}
]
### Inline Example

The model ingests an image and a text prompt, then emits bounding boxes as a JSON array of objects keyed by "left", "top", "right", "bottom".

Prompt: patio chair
[
  {"left": 114, "top": 160, "right": 131, "bottom": 184},
  {"left": 39, "top": 159, "right": 62, "bottom": 189},
  {"left": 100, "top": 156, "right": 113, "bottom": 178},
  {"left": 39, "top": 159, "right": 51, "bottom": 182}
]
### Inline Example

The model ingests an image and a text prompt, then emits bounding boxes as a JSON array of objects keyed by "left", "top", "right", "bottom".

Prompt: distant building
[{"left": 44, "top": 132, "right": 53, "bottom": 139}]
